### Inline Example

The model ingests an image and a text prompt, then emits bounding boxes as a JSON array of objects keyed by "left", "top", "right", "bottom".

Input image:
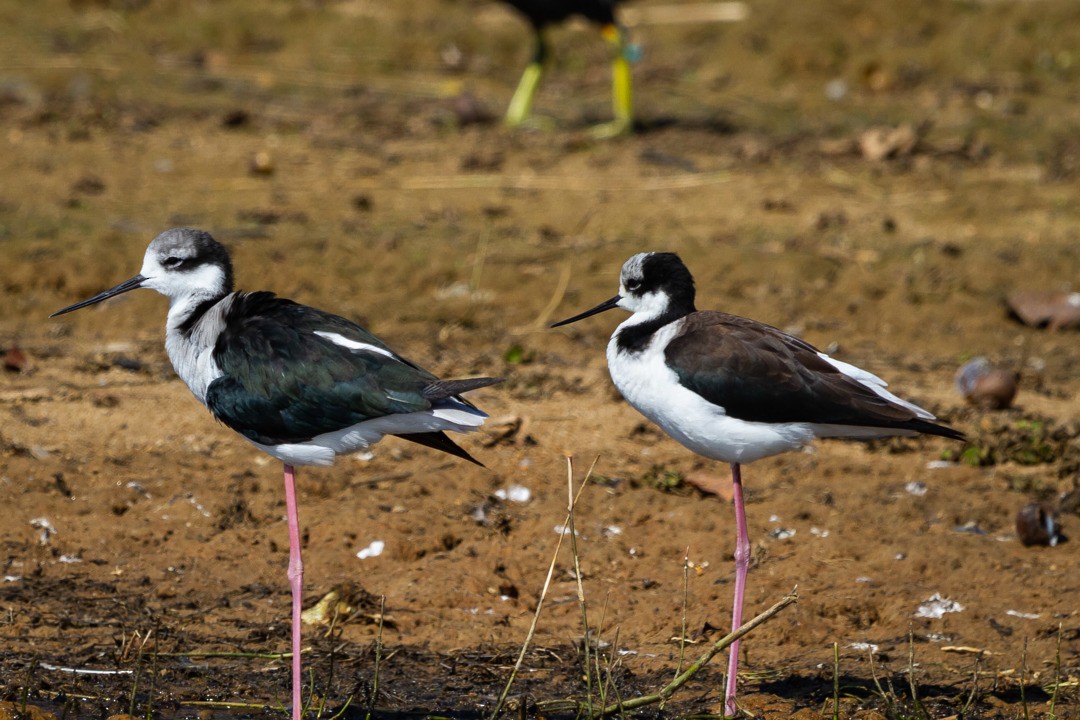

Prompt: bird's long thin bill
[
  {"left": 550, "top": 295, "right": 621, "bottom": 327},
  {"left": 50, "top": 274, "right": 147, "bottom": 317}
]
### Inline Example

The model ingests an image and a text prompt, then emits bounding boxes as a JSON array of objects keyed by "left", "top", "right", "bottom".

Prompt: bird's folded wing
[
  {"left": 664, "top": 313, "right": 922, "bottom": 428},
  {"left": 206, "top": 293, "right": 440, "bottom": 444}
]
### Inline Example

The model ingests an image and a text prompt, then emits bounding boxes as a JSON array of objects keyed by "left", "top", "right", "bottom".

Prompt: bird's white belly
[{"left": 606, "top": 332, "right": 814, "bottom": 464}]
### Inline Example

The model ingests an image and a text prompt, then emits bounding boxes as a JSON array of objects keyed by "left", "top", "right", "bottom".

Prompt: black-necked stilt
[
  {"left": 552, "top": 252, "right": 964, "bottom": 717},
  {"left": 51, "top": 228, "right": 502, "bottom": 720},
  {"left": 498, "top": 0, "right": 634, "bottom": 137}
]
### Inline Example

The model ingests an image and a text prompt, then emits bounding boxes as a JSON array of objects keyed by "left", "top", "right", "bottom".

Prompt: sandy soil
[{"left": 1, "top": 1, "right": 1078, "bottom": 718}]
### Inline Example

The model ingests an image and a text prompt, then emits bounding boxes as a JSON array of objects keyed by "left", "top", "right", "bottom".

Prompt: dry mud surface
[{"left": 1, "top": 1, "right": 1079, "bottom": 718}]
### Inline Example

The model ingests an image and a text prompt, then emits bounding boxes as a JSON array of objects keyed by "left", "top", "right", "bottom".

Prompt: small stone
[
  {"left": 250, "top": 151, "right": 274, "bottom": 175},
  {"left": 1016, "top": 502, "right": 1063, "bottom": 547},
  {"left": 955, "top": 357, "right": 1018, "bottom": 410}
]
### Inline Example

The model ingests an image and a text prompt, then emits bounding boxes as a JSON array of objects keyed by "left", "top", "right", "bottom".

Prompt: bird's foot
[
  {"left": 503, "top": 113, "right": 557, "bottom": 132},
  {"left": 589, "top": 116, "right": 634, "bottom": 140}
]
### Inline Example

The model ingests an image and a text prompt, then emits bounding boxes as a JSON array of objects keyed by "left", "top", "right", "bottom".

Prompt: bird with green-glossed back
[{"left": 51, "top": 228, "right": 502, "bottom": 720}]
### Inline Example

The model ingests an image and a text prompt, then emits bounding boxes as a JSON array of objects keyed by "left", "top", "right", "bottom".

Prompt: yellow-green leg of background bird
[
  {"left": 592, "top": 25, "right": 634, "bottom": 139},
  {"left": 505, "top": 61, "right": 543, "bottom": 128}
]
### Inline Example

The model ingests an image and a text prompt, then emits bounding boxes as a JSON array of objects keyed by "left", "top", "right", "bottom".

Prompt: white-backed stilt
[{"left": 51, "top": 227, "right": 502, "bottom": 719}]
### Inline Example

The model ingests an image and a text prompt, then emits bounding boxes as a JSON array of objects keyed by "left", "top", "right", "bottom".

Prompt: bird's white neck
[
  {"left": 165, "top": 290, "right": 217, "bottom": 328},
  {"left": 617, "top": 291, "right": 672, "bottom": 327},
  {"left": 163, "top": 292, "right": 234, "bottom": 403}
]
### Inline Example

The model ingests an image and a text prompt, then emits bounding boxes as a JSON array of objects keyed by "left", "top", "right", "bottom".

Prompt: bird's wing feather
[
  {"left": 206, "top": 293, "right": 442, "bottom": 444},
  {"left": 664, "top": 312, "right": 925, "bottom": 428}
]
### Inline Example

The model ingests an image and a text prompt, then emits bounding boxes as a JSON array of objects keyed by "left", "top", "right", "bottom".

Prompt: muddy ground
[{"left": 1, "top": 1, "right": 1079, "bottom": 718}]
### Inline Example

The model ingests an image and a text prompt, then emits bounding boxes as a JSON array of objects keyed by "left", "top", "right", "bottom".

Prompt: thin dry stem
[
  {"left": 469, "top": 227, "right": 490, "bottom": 295},
  {"left": 155, "top": 650, "right": 299, "bottom": 659},
  {"left": 144, "top": 629, "right": 160, "bottom": 720},
  {"left": 489, "top": 456, "right": 596, "bottom": 720},
  {"left": 1021, "top": 637, "right": 1030, "bottom": 720},
  {"left": 676, "top": 547, "right": 690, "bottom": 680},
  {"left": 603, "top": 625, "right": 627, "bottom": 718},
  {"left": 366, "top": 595, "right": 386, "bottom": 720},
  {"left": 589, "top": 588, "right": 799, "bottom": 718},
  {"left": 906, "top": 626, "right": 927, "bottom": 720},
  {"left": 127, "top": 629, "right": 149, "bottom": 717},
  {"left": 567, "top": 456, "right": 594, "bottom": 714},
  {"left": 621, "top": 2, "right": 749, "bottom": 27},
  {"left": 530, "top": 260, "right": 572, "bottom": 331},
  {"left": 867, "top": 648, "right": 894, "bottom": 715},
  {"left": 399, "top": 172, "right": 732, "bottom": 193},
  {"left": 831, "top": 642, "right": 840, "bottom": 720},
  {"left": 592, "top": 592, "right": 613, "bottom": 710},
  {"left": 1048, "top": 623, "right": 1062, "bottom": 718},
  {"left": 181, "top": 700, "right": 276, "bottom": 711}
]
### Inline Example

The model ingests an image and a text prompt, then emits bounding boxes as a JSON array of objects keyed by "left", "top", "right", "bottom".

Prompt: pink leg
[
  {"left": 725, "top": 462, "right": 750, "bottom": 718},
  {"left": 283, "top": 463, "right": 304, "bottom": 720}
]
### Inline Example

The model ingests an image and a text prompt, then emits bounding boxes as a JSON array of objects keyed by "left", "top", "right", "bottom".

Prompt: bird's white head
[
  {"left": 50, "top": 228, "right": 235, "bottom": 319},
  {"left": 139, "top": 228, "right": 234, "bottom": 305}
]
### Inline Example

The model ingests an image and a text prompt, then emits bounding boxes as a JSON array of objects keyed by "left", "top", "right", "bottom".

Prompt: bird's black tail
[
  {"left": 407, "top": 376, "right": 500, "bottom": 465},
  {"left": 423, "top": 377, "right": 503, "bottom": 401},
  {"left": 395, "top": 431, "right": 484, "bottom": 466},
  {"left": 907, "top": 418, "right": 966, "bottom": 442}
]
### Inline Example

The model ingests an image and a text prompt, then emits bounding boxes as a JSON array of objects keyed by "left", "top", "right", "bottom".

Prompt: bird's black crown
[{"left": 636, "top": 252, "right": 696, "bottom": 311}]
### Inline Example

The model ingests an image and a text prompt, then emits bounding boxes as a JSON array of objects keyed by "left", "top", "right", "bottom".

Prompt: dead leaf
[
  {"left": 942, "top": 645, "right": 992, "bottom": 655},
  {"left": 1, "top": 346, "right": 28, "bottom": 372},
  {"left": 684, "top": 471, "right": 734, "bottom": 501},
  {"left": 482, "top": 414, "right": 531, "bottom": 447},
  {"left": 859, "top": 124, "right": 918, "bottom": 161},
  {"left": 1006, "top": 291, "right": 1080, "bottom": 330}
]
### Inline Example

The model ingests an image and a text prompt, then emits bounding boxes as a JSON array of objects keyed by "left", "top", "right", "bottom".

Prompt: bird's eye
[
  {"left": 624, "top": 278, "right": 642, "bottom": 291},
  {"left": 162, "top": 256, "right": 184, "bottom": 269}
]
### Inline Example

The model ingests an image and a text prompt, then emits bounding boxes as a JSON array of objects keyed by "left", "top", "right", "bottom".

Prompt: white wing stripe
[
  {"left": 818, "top": 353, "right": 936, "bottom": 420},
  {"left": 314, "top": 331, "right": 396, "bottom": 359}
]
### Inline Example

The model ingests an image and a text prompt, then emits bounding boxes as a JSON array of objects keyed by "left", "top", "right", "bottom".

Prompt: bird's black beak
[
  {"left": 551, "top": 295, "right": 622, "bottom": 328},
  {"left": 50, "top": 275, "right": 147, "bottom": 318}
]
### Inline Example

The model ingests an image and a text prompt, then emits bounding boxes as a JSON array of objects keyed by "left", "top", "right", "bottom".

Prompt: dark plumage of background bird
[{"left": 498, "top": 0, "right": 634, "bottom": 136}]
